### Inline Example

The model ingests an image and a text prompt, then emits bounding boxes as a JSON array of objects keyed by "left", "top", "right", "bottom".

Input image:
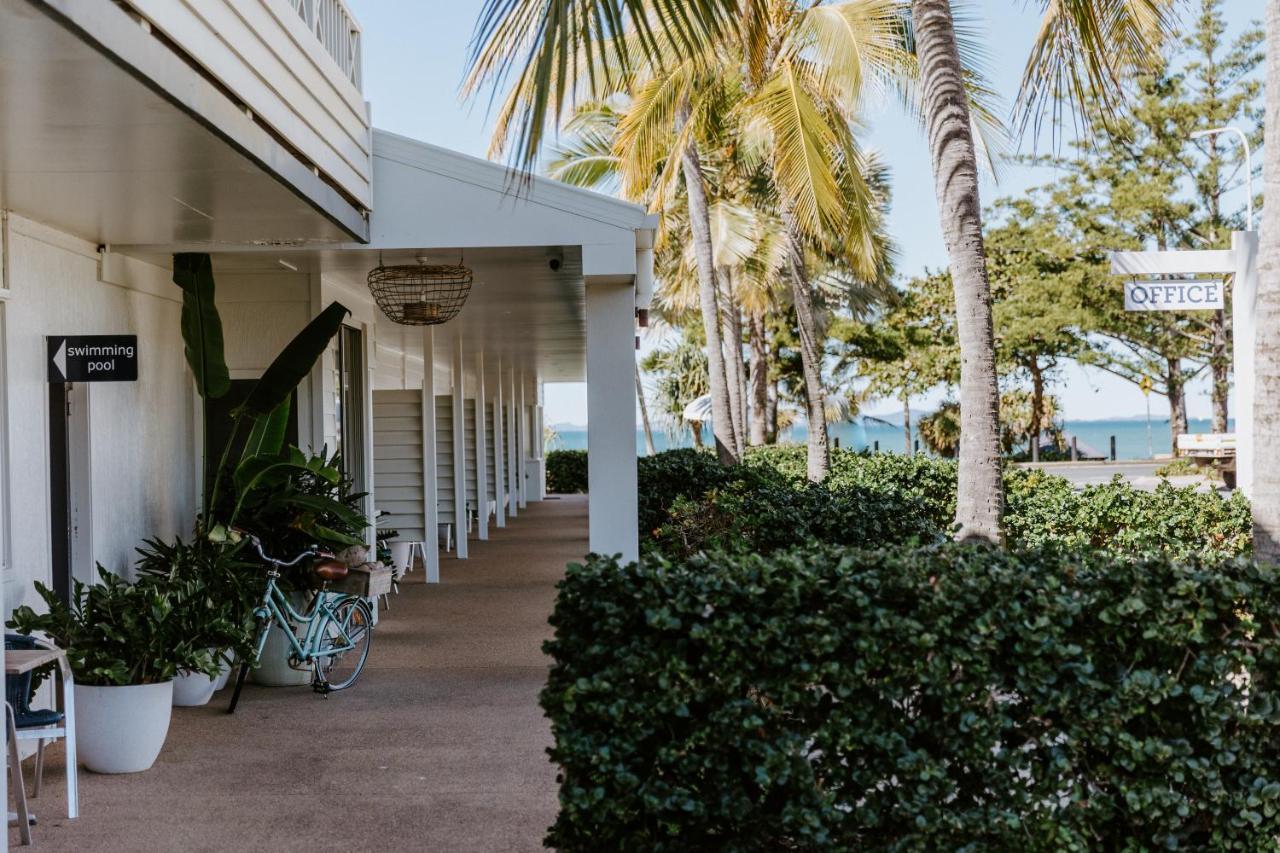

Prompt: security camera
[{"left": 548, "top": 257, "right": 562, "bottom": 272}]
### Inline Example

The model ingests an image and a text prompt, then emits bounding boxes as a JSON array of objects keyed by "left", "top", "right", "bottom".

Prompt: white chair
[
  {"left": 6, "top": 703, "right": 32, "bottom": 846},
  {"left": 5, "top": 636, "right": 78, "bottom": 822}
]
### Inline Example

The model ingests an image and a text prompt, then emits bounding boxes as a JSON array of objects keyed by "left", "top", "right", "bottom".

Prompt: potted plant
[
  {"left": 134, "top": 537, "right": 258, "bottom": 706},
  {"left": 7, "top": 570, "right": 218, "bottom": 773}
]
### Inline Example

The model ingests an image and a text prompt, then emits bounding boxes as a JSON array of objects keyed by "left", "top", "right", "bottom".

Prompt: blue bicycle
[{"left": 228, "top": 535, "right": 374, "bottom": 712}]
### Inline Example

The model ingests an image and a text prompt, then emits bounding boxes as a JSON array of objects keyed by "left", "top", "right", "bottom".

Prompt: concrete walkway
[{"left": 22, "top": 495, "right": 584, "bottom": 852}]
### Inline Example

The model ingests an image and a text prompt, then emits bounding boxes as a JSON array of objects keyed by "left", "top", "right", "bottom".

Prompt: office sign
[
  {"left": 1124, "top": 278, "right": 1225, "bottom": 312},
  {"left": 47, "top": 335, "right": 138, "bottom": 382}
]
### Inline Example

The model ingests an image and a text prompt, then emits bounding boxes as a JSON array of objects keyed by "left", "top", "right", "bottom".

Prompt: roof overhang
[
  {"left": 121, "top": 130, "right": 656, "bottom": 384},
  {"left": 0, "top": 0, "right": 366, "bottom": 246}
]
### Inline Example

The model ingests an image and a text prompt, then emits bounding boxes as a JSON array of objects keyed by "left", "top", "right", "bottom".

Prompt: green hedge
[
  {"left": 546, "top": 450, "right": 589, "bottom": 494},
  {"left": 638, "top": 448, "right": 1251, "bottom": 561},
  {"left": 651, "top": 478, "right": 941, "bottom": 560},
  {"left": 544, "top": 545, "right": 1280, "bottom": 849}
]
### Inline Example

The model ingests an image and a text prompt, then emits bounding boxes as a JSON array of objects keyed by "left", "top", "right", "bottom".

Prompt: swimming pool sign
[
  {"left": 1124, "top": 277, "right": 1225, "bottom": 311},
  {"left": 47, "top": 335, "right": 138, "bottom": 382}
]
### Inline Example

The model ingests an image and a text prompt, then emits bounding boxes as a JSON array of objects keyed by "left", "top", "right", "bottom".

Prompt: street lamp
[{"left": 1190, "top": 126, "right": 1254, "bottom": 231}]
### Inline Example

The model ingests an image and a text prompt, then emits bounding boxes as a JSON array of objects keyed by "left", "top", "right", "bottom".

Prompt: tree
[
  {"left": 984, "top": 198, "right": 1090, "bottom": 461},
  {"left": 910, "top": 0, "right": 1174, "bottom": 541},
  {"left": 1182, "top": 0, "right": 1263, "bottom": 430},
  {"left": 641, "top": 334, "right": 710, "bottom": 448},
  {"left": 910, "top": 0, "right": 1004, "bottom": 539},
  {"left": 835, "top": 271, "right": 957, "bottom": 453},
  {"left": 1255, "top": 0, "right": 1280, "bottom": 561},
  {"left": 1011, "top": 5, "right": 1262, "bottom": 454}
]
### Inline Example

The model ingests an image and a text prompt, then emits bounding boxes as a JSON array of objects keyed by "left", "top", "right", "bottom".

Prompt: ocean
[{"left": 547, "top": 417, "right": 1229, "bottom": 461}]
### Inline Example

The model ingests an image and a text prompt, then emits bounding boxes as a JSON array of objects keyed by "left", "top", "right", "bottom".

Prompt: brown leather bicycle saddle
[{"left": 312, "top": 558, "right": 349, "bottom": 582}]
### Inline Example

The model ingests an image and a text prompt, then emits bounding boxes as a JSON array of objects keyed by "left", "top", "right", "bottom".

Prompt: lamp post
[{"left": 1190, "top": 126, "right": 1254, "bottom": 231}]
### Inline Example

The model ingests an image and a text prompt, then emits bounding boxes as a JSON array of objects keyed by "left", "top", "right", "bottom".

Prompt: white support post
[
  {"left": 1234, "top": 230, "right": 1259, "bottom": 497},
  {"left": 305, "top": 272, "right": 326, "bottom": 453},
  {"left": 452, "top": 333, "right": 469, "bottom": 559},
  {"left": 474, "top": 351, "right": 490, "bottom": 540},
  {"left": 535, "top": 399, "right": 546, "bottom": 500},
  {"left": 420, "top": 327, "right": 440, "bottom": 583},
  {"left": 493, "top": 356, "right": 506, "bottom": 528},
  {"left": 517, "top": 370, "right": 528, "bottom": 508},
  {"left": 585, "top": 279, "right": 639, "bottom": 562},
  {"left": 507, "top": 366, "right": 519, "bottom": 519},
  {"left": 362, "top": 322, "right": 377, "bottom": 551}
]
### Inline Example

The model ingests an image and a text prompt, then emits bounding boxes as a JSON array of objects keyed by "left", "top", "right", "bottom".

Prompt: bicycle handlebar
[{"left": 239, "top": 531, "right": 331, "bottom": 569}]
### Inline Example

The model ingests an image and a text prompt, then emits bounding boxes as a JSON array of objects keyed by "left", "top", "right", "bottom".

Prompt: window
[{"left": 334, "top": 325, "right": 365, "bottom": 491}]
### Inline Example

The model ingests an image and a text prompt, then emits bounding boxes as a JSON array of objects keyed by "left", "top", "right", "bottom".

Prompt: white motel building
[{"left": 0, "top": 0, "right": 653, "bottom": 639}]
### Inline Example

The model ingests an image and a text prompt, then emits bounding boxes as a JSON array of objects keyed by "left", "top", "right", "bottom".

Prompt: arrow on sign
[{"left": 52, "top": 338, "right": 66, "bottom": 381}]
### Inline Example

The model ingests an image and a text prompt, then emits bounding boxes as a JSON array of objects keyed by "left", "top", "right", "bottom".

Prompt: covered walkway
[{"left": 25, "top": 496, "right": 584, "bottom": 852}]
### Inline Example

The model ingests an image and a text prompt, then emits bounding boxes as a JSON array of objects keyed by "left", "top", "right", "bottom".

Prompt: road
[{"left": 1016, "top": 460, "right": 1225, "bottom": 493}]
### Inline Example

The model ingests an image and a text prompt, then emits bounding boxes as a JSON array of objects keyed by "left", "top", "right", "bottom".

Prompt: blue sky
[{"left": 348, "top": 0, "right": 1256, "bottom": 427}]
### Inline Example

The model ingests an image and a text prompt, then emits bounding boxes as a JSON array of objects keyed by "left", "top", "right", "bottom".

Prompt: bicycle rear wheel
[{"left": 312, "top": 597, "right": 373, "bottom": 692}]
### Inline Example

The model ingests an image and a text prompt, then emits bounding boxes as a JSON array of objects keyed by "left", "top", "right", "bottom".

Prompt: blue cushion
[
  {"left": 13, "top": 708, "right": 63, "bottom": 729},
  {"left": 4, "top": 634, "right": 63, "bottom": 730}
]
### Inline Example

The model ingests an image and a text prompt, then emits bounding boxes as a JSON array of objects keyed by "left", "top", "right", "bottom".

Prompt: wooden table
[
  {"left": 5, "top": 650, "right": 64, "bottom": 676},
  {"left": 4, "top": 644, "right": 78, "bottom": 845}
]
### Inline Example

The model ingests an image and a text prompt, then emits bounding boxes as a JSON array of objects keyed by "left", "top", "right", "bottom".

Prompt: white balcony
[
  {"left": 287, "top": 0, "right": 363, "bottom": 90},
  {"left": 0, "top": 0, "right": 372, "bottom": 246},
  {"left": 109, "top": 0, "right": 372, "bottom": 211}
]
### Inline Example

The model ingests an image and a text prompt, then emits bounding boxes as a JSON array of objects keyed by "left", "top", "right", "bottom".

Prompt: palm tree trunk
[
  {"left": 1257, "top": 0, "right": 1280, "bottom": 560},
  {"left": 1166, "top": 358, "right": 1188, "bottom": 456},
  {"left": 903, "top": 393, "right": 912, "bottom": 454},
  {"left": 781, "top": 211, "right": 829, "bottom": 482},
  {"left": 636, "top": 360, "right": 656, "bottom": 456},
  {"left": 749, "top": 311, "right": 769, "bottom": 446},
  {"left": 1211, "top": 309, "right": 1230, "bottom": 433},
  {"left": 1029, "top": 361, "right": 1044, "bottom": 463},
  {"left": 767, "top": 377, "right": 779, "bottom": 444},
  {"left": 719, "top": 269, "right": 747, "bottom": 458},
  {"left": 678, "top": 105, "right": 739, "bottom": 465},
  {"left": 912, "top": 0, "right": 1003, "bottom": 542}
]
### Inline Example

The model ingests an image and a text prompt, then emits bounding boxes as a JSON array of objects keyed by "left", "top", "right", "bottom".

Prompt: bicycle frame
[{"left": 252, "top": 574, "right": 360, "bottom": 665}]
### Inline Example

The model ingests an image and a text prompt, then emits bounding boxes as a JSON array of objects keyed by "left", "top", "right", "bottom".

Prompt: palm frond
[
  {"left": 1016, "top": 0, "right": 1174, "bottom": 137},
  {"left": 466, "top": 0, "right": 763, "bottom": 170},
  {"left": 751, "top": 58, "right": 844, "bottom": 240}
]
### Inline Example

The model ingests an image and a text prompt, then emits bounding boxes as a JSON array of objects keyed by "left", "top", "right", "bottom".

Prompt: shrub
[
  {"left": 641, "top": 448, "right": 1250, "bottom": 561},
  {"left": 638, "top": 448, "right": 737, "bottom": 536},
  {"left": 1006, "top": 470, "right": 1251, "bottom": 560},
  {"left": 546, "top": 449, "right": 589, "bottom": 493},
  {"left": 544, "top": 545, "right": 1280, "bottom": 850},
  {"left": 651, "top": 479, "right": 943, "bottom": 560}
]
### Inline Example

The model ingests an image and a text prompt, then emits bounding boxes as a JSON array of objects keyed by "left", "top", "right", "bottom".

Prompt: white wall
[{"left": 1, "top": 215, "right": 196, "bottom": 609}]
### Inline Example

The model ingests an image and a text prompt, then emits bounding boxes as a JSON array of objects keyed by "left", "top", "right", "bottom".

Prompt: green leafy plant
[
  {"left": 545, "top": 450, "right": 588, "bottom": 494},
  {"left": 544, "top": 545, "right": 1280, "bottom": 849},
  {"left": 643, "top": 447, "right": 1250, "bottom": 561},
  {"left": 224, "top": 447, "right": 367, "bottom": 585},
  {"left": 8, "top": 570, "right": 220, "bottom": 687},
  {"left": 133, "top": 537, "right": 260, "bottom": 662},
  {"left": 171, "top": 252, "right": 352, "bottom": 534}
]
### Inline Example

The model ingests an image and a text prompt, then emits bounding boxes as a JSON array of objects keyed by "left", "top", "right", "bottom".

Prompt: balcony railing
[{"left": 290, "top": 0, "right": 362, "bottom": 90}]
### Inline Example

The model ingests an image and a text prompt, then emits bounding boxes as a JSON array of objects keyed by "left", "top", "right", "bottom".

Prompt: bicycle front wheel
[{"left": 313, "top": 597, "right": 373, "bottom": 692}]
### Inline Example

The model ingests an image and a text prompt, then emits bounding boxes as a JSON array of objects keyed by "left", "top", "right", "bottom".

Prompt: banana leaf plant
[{"left": 171, "top": 253, "right": 357, "bottom": 542}]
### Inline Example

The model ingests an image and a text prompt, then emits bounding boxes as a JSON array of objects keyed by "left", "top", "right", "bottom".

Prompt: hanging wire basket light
[{"left": 367, "top": 256, "right": 473, "bottom": 326}]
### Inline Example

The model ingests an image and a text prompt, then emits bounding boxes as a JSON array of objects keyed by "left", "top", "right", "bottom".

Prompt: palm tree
[
  {"left": 1255, "top": 1, "right": 1280, "bottom": 560},
  {"left": 468, "top": 0, "right": 1170, "bottom": 533},
  {"left": 526, "top": 2, "right": 911, "bottom": 480}
]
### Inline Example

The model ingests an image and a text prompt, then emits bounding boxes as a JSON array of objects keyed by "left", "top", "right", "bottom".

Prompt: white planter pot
[
  {"left": 173, "top": 648, "right": 221, "bottom": 706},
  {"left": 75, "top": 682, "right": 173, "bottom": 774},
  {"left": 172, "top": 669, "right": 218, "bottom": 707},
  {"left": 213, "top": 657, "right": 234, "bottom": 692},
  {"left": 251, "top": 598, "right": 312, "bottom": 687}
]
